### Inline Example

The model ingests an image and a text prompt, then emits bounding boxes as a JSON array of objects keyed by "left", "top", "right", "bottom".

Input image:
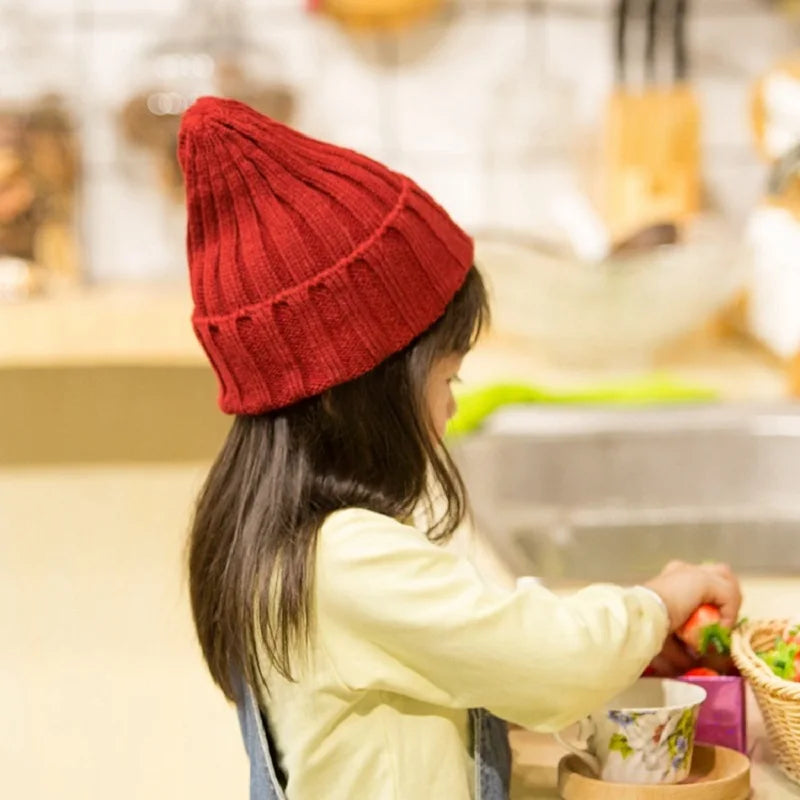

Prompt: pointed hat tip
[
  {"left": 180, "top": 96, "right": 282, "bottom": 139},
  {"left": 181, "top": 96, "right": 231, "bottom": 130}
]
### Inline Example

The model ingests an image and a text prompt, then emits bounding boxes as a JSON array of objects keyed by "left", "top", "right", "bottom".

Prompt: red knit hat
[{"left": 178, "top": 97, "right": 473, "bottom": 415}]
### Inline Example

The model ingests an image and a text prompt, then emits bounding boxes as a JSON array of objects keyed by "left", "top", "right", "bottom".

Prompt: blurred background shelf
[
  {"left": 0, "top": 278, "right": 788, "bottom": 399},
  {"left": 0, "top": 282, "right": 229, "bottom": 467},
  {"left": 1, "top": 286, "right": 786, "bottom": 468},
  {"left": 0, "top": 282, "right": 203, "bottom": 368}
]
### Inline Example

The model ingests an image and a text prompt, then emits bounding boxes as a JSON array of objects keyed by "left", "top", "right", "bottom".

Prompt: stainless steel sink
[{"left": 451, "top": 404, "right": 800, "bottom": 584}]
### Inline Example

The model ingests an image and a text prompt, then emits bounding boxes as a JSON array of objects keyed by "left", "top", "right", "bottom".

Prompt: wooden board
[{"left": 558, "top": 745, "right": 750, "bottom": 799}]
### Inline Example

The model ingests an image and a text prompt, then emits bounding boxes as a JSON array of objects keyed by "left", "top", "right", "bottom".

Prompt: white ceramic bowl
[{"left": 474, "top": 219, "right": 748, "bottom": 366}]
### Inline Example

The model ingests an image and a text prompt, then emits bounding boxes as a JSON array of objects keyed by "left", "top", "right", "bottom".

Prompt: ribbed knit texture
[{"left": 178, "top": 97, "right": 473, "bottom": 415}]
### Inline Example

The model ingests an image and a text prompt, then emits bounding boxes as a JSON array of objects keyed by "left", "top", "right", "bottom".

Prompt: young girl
[{"left": 179, "top": 97, "right": 741, "bottom": 800}]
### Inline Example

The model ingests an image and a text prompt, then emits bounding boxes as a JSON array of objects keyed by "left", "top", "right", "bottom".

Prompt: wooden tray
[{"left": 558, "top": 745, "right": 750, "bottom": 799}]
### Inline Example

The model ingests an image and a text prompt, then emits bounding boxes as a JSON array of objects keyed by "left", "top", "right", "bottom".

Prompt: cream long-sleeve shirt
[{"left": 257, "top": 508, "right": 669, "bottom": 800}]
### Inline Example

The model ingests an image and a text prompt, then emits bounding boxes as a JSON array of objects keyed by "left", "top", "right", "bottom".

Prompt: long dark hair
[{"left": 189, "top": 266, "right": 489, "bottom": 701}]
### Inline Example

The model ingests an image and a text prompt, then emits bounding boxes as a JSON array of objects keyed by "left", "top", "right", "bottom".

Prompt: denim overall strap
[
  {"left": 470, "top": 708, "right": 512, "bottom": 800},
  {"left": 234, "top": 676, "right": 286, "bottom": 800},
  {"left": 235, "top": 678, "right": 509, "bottom": 800}
]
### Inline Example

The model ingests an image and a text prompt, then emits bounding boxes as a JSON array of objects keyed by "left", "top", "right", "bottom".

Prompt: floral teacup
[{"left": 555, "top": 678, "right": 707, "bottom": 784}]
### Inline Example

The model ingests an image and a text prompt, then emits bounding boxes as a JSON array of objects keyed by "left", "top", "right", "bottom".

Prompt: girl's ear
[{"left": 320, "top": 391, "right": 336, "bottom": 418}]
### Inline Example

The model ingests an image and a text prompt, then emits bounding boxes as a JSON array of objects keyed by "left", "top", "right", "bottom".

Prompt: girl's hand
[
  {"left": 644, "top": 560, "right": 742, "bottom": 633},
  {"left": 646, "top": 634, "right": 697, "bottom": 678}
]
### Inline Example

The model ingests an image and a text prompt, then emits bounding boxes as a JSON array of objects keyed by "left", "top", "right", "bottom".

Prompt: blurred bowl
[{"left": 474, "top": 219, "right": 748, "bottom": 366}]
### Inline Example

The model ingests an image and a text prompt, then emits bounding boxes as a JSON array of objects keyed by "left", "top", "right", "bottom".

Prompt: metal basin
[{"left": 451, "top": 405, "right": 800, "bottom": 584}]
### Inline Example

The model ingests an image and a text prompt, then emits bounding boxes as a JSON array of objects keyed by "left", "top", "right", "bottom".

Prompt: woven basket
[{"left": 732, "top": 618, "right": 800, "bottom": 784}]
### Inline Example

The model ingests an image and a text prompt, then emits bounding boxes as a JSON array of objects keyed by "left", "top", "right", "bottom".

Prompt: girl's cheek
[{"left": 447, "top": 392, "right": 457, "bottom": 422}]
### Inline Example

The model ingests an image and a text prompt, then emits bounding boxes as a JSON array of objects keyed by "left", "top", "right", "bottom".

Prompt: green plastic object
[{"left": 447, "top": 376, "right": 717, "bottom": 438}]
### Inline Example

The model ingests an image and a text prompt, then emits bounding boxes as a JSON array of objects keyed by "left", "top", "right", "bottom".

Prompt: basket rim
[{"left": 732, "top": 618, "right": 800, "bottom": 701}]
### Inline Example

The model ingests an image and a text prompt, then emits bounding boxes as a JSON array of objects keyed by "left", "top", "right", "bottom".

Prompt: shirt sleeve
[{"left": 314, "top": 509, "right": 669, "bottom": 732}]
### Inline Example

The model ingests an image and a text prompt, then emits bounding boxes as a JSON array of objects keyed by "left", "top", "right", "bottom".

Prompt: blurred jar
[
  {"left": 0, "top": 1, "right": 81, "bottom": 300},
  {"left": 751, "top": 55, "right": 800, "bottom": 162},
  {"left": 117, "top": 0, "right": 297, "bottom": 279},
  {"left": 748, "top": 58, "right": 800, "bottom": 396},
  {"left": 314, "top": 0, "right": 441, "bottom": 31}
]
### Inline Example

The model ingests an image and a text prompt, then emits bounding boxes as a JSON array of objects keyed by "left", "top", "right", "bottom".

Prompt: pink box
[{"left": 679, "top": 675, "right": 747, "bottom": 753}]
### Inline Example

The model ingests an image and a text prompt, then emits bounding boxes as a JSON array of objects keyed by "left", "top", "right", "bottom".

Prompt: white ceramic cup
[{"left": 554, "top": 678, "right": 707, "bottom": 784}]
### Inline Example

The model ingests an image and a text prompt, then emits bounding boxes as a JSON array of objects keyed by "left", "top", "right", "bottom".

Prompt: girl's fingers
[
  {"left": 660, "top": 634, "right": 696, "bottom": 673},
  {"left": 703, "top": 573, "right": 742, "bottom": 629},
  {"left": 650, "top": 637, "right": 696, "bottom": 678},
  {"left": 649, "top": 655, "right": 675, "bottom": 677},
  {"left": 656, "top": 560, "right": 743, "bottom": 630},
  {"left": 702, "top": 562, "right": 734, "bottom": 581}
]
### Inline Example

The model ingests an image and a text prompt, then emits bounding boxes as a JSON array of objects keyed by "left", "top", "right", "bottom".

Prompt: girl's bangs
[{"left": 429, "top": 267, "right": 490, "bottom": 357}]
